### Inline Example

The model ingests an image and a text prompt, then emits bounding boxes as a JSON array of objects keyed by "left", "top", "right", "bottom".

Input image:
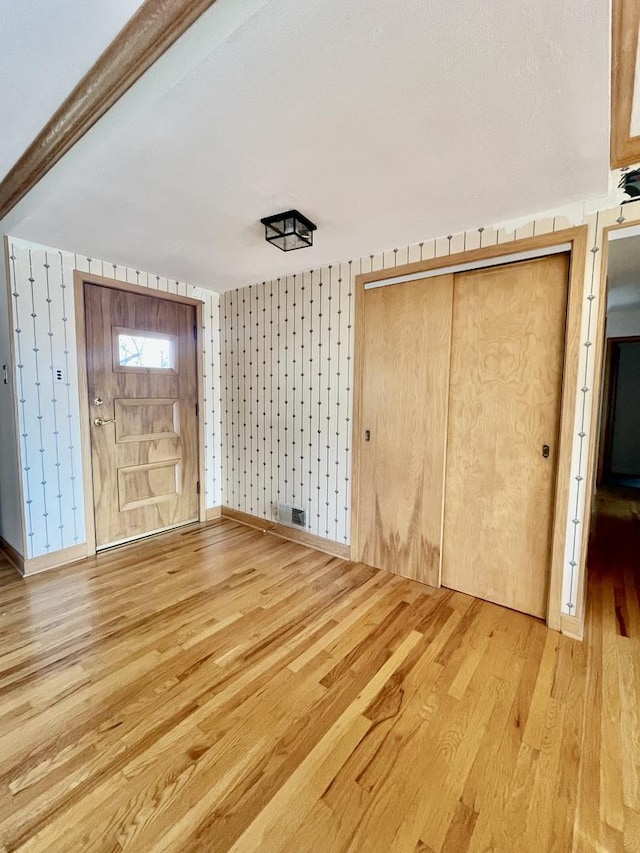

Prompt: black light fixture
[
  {"left": 260, "top": 209, "right": 317, "bottom": 251},
  {"left": 619, "top": 168, "right": 640, "bottom": 203}
]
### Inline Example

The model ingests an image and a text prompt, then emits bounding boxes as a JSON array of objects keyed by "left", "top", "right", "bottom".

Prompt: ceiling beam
[{"left": 0, "top": 0, "right": 217, "bottom": 221}]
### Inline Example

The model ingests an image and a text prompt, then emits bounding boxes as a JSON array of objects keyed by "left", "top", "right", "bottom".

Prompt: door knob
[{"left": 94, "top": 417, "right": 116, "bottom": 426}]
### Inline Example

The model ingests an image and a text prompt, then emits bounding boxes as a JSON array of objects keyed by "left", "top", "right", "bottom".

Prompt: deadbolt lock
[
  {"left": 93, "top": 397, "right": 104, "bottom": 406},
  {"left": 542, "top": 444, "right": 550, "bottom": 458}
]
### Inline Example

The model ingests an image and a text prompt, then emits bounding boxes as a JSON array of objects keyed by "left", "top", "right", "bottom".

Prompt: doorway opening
[
  {"left": 74, "top": 273, "right": 205, "bottom": 553},
  {"left": 588, "top": 227, "right": 640, "bottom": 629},
  {"left": 599, "top": 337, "right": 640, "bottom": 491}
]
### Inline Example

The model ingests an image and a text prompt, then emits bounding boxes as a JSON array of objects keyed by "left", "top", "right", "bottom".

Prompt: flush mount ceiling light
[
  {"left": 619, "top": 168, "right": 640, "bottom": 203},
  {"left": 260, "top": 209, "right": 317, "bottom": 251}
]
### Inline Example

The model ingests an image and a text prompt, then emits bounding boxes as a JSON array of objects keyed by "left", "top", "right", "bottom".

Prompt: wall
[
  {"left": 221, "top": 269, "right": 353, "bottom": 545},
  {"left": 6, "top": 193, "right": 638, "bottom": 622},
  {"left": 607, "top": 304, "right": 640, "bottom": 337},
  {"left": 4, "top": 236, "right": 222, "bottom": 560},
  {"left": 610, "top": 341, "right": 640, "bottom": 475},
  {"left": 0, "top": 249, "right": 23, "bottom": 553},
  {"left": 222, "top": 197, "right": 640, "bottom": 619}
]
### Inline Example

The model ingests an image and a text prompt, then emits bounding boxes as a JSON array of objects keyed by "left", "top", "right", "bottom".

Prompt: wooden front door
[
  {"left": 357, "top": 274, "right": 454, "bottom": 585},
  {"left": 441, "top": 255, "right": 569, "bottom": 617},
  {"left": 85, "top": 283, "right": 199, "bottom": 549}
]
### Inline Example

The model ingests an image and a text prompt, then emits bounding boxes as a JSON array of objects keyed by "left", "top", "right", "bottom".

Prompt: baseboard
[
  {"left": 23, "top": 543, "right": 89, "bottom": 576},
  {"left": 221, "top": 507, "right": 351, "bottom": 560},
  {"left": 0, "top": 536, "right": 25, "bottom": 576},
  {"left": 560, "top": 612, "right": 584, "bottom": 641},
  {"left": 205, "top": 506, "right": 222, "bottom": 521}
]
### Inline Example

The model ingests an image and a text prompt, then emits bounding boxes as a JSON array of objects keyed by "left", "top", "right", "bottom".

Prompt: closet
[{"left": 356, "top": 253, "right": 570, "bottom": 618}]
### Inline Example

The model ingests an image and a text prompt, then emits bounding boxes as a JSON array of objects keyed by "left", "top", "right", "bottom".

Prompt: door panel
[
  {"left": 117, "top": 459, "right": 182, "bottom": 511},
  {"left": 114, "top": 399, "right": 180, "bottom": 443},
  {"left": 442, "top": 255, "right": 569, "bottom": 617},
  {"left": 358, "top": 274, "right": 454, "bottom": 585},
  {"left": 85, "top": 284, "right": 198, "bottom": 548}
]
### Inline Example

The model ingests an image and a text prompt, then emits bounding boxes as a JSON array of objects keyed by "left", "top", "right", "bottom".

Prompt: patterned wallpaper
[
  {"left": 221, "top": 197, "right": 639, "bottom": 617},
  {"left": 221, "top": 268, "right": 353, "bottom": 544},
  {"left": 5, "top": 190, "right": 638, "bottom": 617},
  {"left": 6, "top": 238, "right": 222, "bottom": 560},
  {"left": 0, "top": 254, "right": 22, "bottom": 552}
]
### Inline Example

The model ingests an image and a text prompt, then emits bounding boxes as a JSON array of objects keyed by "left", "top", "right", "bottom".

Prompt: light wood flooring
[{"left": 0, "top": 510, "right": 637, "bottom": 852}]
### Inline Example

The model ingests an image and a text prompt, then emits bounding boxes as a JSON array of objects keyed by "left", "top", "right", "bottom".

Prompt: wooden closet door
[
  {"left": 442, "top": 254, "right": 569, "bottom": 617},
  {"left": 357, "top": 274, "right": 454, "bottom": 586}
]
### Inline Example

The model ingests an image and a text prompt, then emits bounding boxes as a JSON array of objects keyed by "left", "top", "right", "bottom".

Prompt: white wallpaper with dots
[
  {"left": 221, "top": 197, "right": 639, "bottom": 618},
  {"left": 5, "top": 237, "right": 222, "bottom": 560},
  {"left": 221, "top": 266, "right": 354, "bottom": 545},
  {"left": 5, "top": 190, "right": 637, "bottom": 617}
]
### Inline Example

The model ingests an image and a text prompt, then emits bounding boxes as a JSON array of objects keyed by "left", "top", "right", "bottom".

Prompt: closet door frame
[{"left": 352, "top": 226, "right": 588, "bottom": 632}]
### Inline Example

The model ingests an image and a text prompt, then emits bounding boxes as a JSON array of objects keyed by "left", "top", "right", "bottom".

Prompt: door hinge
[
  {"left": 195, "top": 402, "right": 199, "bottom": 417},
  {"left": 193, "top": 325, "right": 198, "bottom": 341},
  {"left": 196, "top": 480, "right": 200, "bottom": 495}
]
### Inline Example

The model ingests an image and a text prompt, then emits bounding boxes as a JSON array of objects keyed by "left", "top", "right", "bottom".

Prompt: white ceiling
[
  {"left": 3, "top": 0, "right": 610, "bottom": 292},
  {"left": 607, "top": 233, "right": 640, "bottom": 310},
  {"left": 0, "top": 0, "right": 145, "bottom": 180}
]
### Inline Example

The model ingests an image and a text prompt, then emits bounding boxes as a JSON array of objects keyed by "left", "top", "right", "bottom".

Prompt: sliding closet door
[
  {"left": 442, "top": 255, "right": 569, "bottom": 617},
  {"left": 357, "top": 274, "right": 453, "bottom": 586}
]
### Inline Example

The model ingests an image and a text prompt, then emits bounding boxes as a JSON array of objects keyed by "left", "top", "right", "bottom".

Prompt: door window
[{"left": 112, "top": 327, "right": 177, "bottom": 373}]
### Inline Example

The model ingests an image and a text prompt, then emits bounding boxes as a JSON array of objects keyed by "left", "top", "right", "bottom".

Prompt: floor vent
[{"left": 275, "top": 503, "right": 307, "bottom": 529}]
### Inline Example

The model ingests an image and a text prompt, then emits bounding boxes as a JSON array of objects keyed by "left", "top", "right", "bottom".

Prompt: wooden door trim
[
  {"left": 0, "top": 0, "right": 220, "bottom": 220},
  {"left": 353, "top": 226, "right": 588, "bottom": 631},
  {"left": 74, "top": 271, "right": 206, "bottom": 557},
  {"left": 582, "top": 219, "right": 640, "bottom": 633},
  {"left": 611, "top": 0, "right": 640, "bottom": 168},
  {"left": 73, "top": 271, "right": 203, "bottom": 306}
]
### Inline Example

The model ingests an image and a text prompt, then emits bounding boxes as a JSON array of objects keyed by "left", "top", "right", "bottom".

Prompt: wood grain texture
[
  {"left": 74, "top": 273, "right": 99, "bottom": 556},
  {"left": 547, "top": 225, "right": 588, "bottom": 632},
  {"left": 356, "top": 274, "right": 453, "bottom": 585},
  {"left": 74, "top": 271, "right": 202, "bottom": 306},
  {"left": 222, "top": 506, "right": 351, "bottom": 559},
  {"left": 358, "top": 227, "right": 584, "bottom": 286},
  {"left": 22, "top": 543, "right": 89, "bottom": 576},
  {"left": 443, "top": 255, "right": 569, "bottom": 618},
  {"left": 0, "top": 0, "right": 218, "bottom": 219},
  {"left": 0, "top": 507, "right": 635, "bottom": 851},
  {"left": 0, "top": 536, "right": 23, "bottom": 576},
  {"left": 114, "top": 398, "right": 180, "bottom": 443},
  {"left": 75, "top": 273, "right": 206, "bottom": 556},
  {"left": 611, "top": 0, "right": 640, "bottom": 168},
  {"left": 353, "top": 227, "right": 588, "bottom": 630},
  {"left": 85, "top": 283, "right": 199, "bottom": 547}
]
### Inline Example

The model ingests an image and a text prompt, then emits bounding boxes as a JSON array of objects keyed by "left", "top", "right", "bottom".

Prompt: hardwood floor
[{"left": 0, "top": 514, "right": 637, "bottom": 852}]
